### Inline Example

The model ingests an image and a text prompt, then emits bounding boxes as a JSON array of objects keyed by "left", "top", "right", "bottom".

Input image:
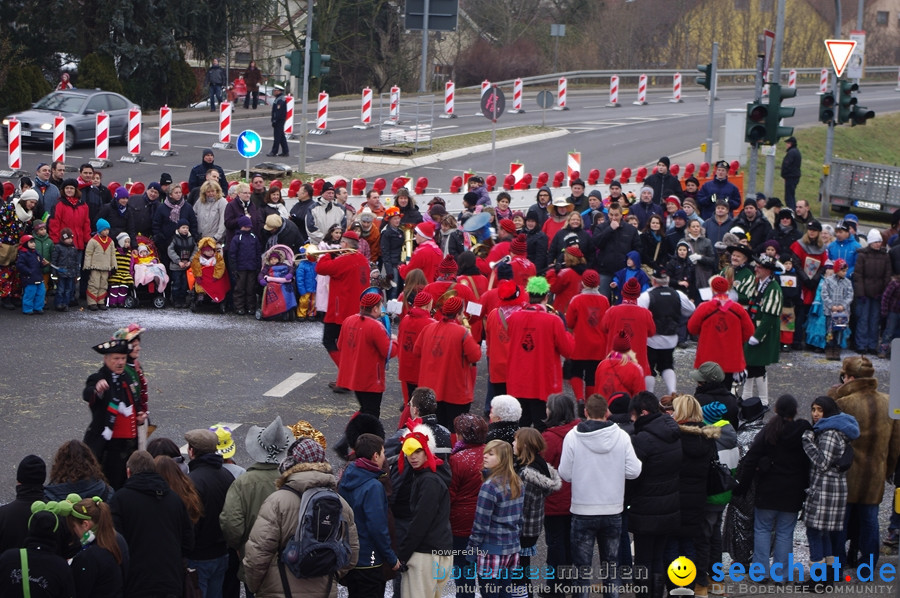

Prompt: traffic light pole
[
  {"left": 764, "top": 0, "right": 787, "bottom": 198},
  {"left": 821, "top": 0, "right": 842, "bottom": 219},
  {"left": 298, "top": 0, "right": 313, "bottom": 175},
  {"left": 418, "top": 0, "right": 430, "bottom": 93},
  {"left": 704, "top": 42, "right": 718, "bottom": 165},
  {"left": 746, "top": 55, "right": 765, "bottom": 200}
]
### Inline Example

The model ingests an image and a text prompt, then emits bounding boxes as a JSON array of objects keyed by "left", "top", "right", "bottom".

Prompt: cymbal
[{"left": 462, "top": 212, "right": 491, "bottom": 232}]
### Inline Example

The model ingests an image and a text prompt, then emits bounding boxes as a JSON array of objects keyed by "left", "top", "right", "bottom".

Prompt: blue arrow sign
[{"left": 237, "top": 130, "right": 262, "bottom": 159}]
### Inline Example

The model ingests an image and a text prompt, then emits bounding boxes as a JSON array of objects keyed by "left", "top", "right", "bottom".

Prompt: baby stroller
[
  {"left": 129, "top": 235, "right": 168, "bottom": 309},
  {"left": 190, "top": 236, "right": 230, "bottom": 313},
  {"left": 256, "top": 244, "right": 298, "bottom": 321}
]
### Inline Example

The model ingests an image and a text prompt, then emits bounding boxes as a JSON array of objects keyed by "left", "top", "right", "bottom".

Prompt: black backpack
[{"left": 277, "top": 485, "right": 352, "bottom": 595}]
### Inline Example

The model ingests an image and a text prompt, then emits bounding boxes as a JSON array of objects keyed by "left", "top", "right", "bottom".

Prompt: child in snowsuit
[
  {"left": 16, "top": 234, "right": 47, "bottom": 314},
  {"left": 821, "top": 259, "right": 854, "bottom": 360},
  {"left": 295, "top": 246, "right": 318, "bottom": 320},
  {"left": 52, "top": 228, "right": 80, "bottom": 311},
  {"left": 168, "top": 222, "right": 198, "bottom": 308}
]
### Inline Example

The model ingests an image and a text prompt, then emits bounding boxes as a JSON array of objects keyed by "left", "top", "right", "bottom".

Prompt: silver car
[{"left": 2, "top": 89, "right": 136, "bottom": 149}]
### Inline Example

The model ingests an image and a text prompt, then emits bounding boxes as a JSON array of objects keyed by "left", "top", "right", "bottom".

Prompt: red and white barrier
[
  {"left": 284, "top": 95, "right": 294, "bottom": 136},
  {"left": 607, "top": 75, "right": 620, "bottom": 107},
  {"left": 439, "top": 81, "right": 456, "bottom": 119},
  {"left": 788, "top": 69, "right": 797, "bottom": 89},
  {"left": 510, "top": 163, "right": 524, "bottom": 185},
  {"left": 567, "top": 152, "right": 581, "bottom": 182},
  {"left": 354, "top": 88, "right": 373, "bottom": 130},
  {"left": 7, "top": 118, "right": 21, "bottom": 171},
  {"left": 762, "top": 84, "right": 769, "bottom": 98},
  {"left": 554, "top": 77, "right": 568, "bottom": 110},
  {"left": 510, "top": 78, "right": 524, "bottom": 113},
  {"left": 316, "top": 92, "right": 328, "bottom": 130},
  {"left": 476, "top": 80, "right": 490, "bottom": 116},
  {"left": 819, "top": 68, "right": 828, "bottom": 94},
  {"left": 52, "top": 114, "right": 66, "bottom": 164},
  {"left": 634, "top": 74, "right": 648, "bottom": 105},
  {"left": 119, "top": 106, "right": 143, "bottom": 163},
  {"left": 219, "top": 102, "right": 231, "bottom": 144},
  {"left": 95, "top": 111, "right": 109, "bottom": 162},
  {"left": 158, "top": 106, "right": 172, "bottom": 152},
  {"left": 670, "top": 72, "right": 683, "bottom": 103},
  {"left": 389, "top": 86, "right": 400, "bottom": 122}
]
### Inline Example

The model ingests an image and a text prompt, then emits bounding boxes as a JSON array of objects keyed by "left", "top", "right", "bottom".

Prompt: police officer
[{"left": 267, "top": 84, "right": 288, "bottom": 157}]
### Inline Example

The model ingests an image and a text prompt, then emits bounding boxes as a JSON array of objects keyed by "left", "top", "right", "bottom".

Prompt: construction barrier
[
  {"left": 511, "top": 78, "right": 524, "bottom": 113},
  {"left": 788, "top": 69, "right": 797, "bottom": 89},
  {"left": 52, "top": 115, "right": 66, "bottom": 164},
  {"left": 441, "top": 81, "right": 455, "bottom": 118},
  {"left": 670, "top": 73, "right": 683, "bottom": 103},
  {"left": 820, "top": 68, "right": 828, "bottom": 94},
  {"left": 219, "top": 101, "right": 232, "bottom": 144},
  {"left": 389, "top": 86, "right": 400, "bottom": 122},
  {"left": 607, "top": 75, "right": 620, "bottom": 107},
  {"left": 284, "top": 95, "right": 294, "bottom": 136},
  {"left": 95, "top": 111, "right": 109, "bottom": 161},
  {"left": 158, "top": 106, "right": 172, "bottom": 152},
  {"left": 317, "top": 92, "right": 328, "bottom": 130},
  {"left": 555, "top": 77, "right": 568, "bottom": 110},
  {"left": 127, "top": 107, "right": 141, "bottom": 155},
  {"left": 634, "top": 74, "right": 648, "bottom": 105},
  {"left": 7, "top": 118, "right": 21, "bottom": 170}
]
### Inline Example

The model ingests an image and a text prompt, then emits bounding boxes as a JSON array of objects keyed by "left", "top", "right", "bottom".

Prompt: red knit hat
[
  {"left": 710, "top": 275, "right": 730, "bottom": 295},
  {"left": 612, "top": 330, "right": 631, "bottom": 353},
  {"left": 582, "top": 270, "right": 600, "bottom": 288},
  {"left": 360, "top": 292, "right": 381, "bottom": 308},
  {"left": 499, "top": 219, "right": 517, "bottom": 235},
  {"left": 412, "top": 291, "right": 433, "bottom": 309},
  {"left": 622, "top": 278, "right": 642, "bottom": 299},
  {"left": 342, "top": 230, "right": 360, "bottom": 241},
  {"left": 565, "top": 246, "right": 584, "bottom": 259},
  {"left": 441, "top": 295, "right": 465, "bottom": 317},
  {"left": 437, "top": 255, "right": 458, "bottom": 276},
  {"left": 498, "top": 280, "right": 520, "bottom": 302},
  {"left": 510, "top": 234, "right": 527, "bottom": 255},
  {"left": 415, "top": 222, "right": 435, "bottom": 239}
]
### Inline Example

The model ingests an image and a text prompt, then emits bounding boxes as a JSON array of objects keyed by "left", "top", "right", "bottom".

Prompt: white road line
[{"left": 264, "top": 372, "right": 316, "bottom": 397}]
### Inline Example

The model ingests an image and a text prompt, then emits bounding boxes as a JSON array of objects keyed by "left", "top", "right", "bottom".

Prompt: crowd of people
[{"left": 3, "top": 152, "right": 900, "bottom": 598}]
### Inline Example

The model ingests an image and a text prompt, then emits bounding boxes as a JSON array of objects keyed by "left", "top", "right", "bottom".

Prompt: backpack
[{"left": 277, "top": 485, "right": 352, "bottom": 589}]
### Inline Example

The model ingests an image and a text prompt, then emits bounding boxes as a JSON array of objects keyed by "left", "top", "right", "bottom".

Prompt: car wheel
[{"left": 65, "top": 127, "right": 76, "bottom": 150}]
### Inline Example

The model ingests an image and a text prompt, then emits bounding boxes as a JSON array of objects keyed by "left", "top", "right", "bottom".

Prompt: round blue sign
[{"left": 237, "top": 130, "right": 262, "bottom": 159}]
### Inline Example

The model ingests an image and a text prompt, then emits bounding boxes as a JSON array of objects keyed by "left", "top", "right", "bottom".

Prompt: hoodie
[
  {"left": 558, "top": 419, "right": 642, "bottom": 515},
  {"left": 612, "top": 250, "right": 650, "bottom": 296},
  {"left": 338, "top": 461, "right": 397, "bottom": 568}
]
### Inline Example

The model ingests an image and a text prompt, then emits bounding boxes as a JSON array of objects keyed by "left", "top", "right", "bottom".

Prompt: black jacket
[
  {"left": 97, "top": 203, "right": 136, "bottom": 246},
  {"left": 152, "top": 199, "right": 199, "bottom": 251},
  {"left": 397, "top": 466, "right": 452, "bottom": 561},
  {"left": 677, "top": 423, "right": 719, "bottom": 536},
  {"left": 187, "top": 453, "right": 234, "bottom": 560},
  {"left": 0, "top": 538, "right": 76, "bottom": 598},
  {"left": 769, "top": 224, "right": 801, "bottom": 260},
  {"left": 643, "top": 172, "right": 683, "bottom": 205},
  {"left": 70, "top": 534, "right": 129, "bottom": 598},
  {"left": 737, "top": 418, "right": 812, "bottom": 512},
  {"left": 0, "top": 484, "right": 45, "bottom": 553},
  {"left": 640, "top": 231, "right": 673, "bottom": 271},
  {"left": 548, "top": 227, "right": 592, "bottom": 269},
  {"left": 487, "top": 421, "right": 520, "bottom": 445},
  {"left": 289, "top": 198, "right": 314, "bottom": 247},
  {"left": 271, "top": 94, "right": 287, "bottom": 124},
  {"left": 261, "top": 218, "right": 303, "bottom": 252},
  {"left": 109, "top": 472, "right": 193, "bottom": 598},
  {"left": 128, "top": 194, "right": 159, "bottom": 239},
  {"left": 627, "top": 412, "right": 682, "bottom": 535},
  {"left": 733, "top": 213, "right": 773, "bottom": 252},
  {"left": 525, "top": 226, "right": 549, "bottom": 272},
  {"left": 386, "top": 415, "right": 451, "bottom": 522},
  {"left": 381, "top": 224, "right": 404, "bottom": 269},
  {"left": 781, "top": 145, "right": 802, "bottom": 180},
  {"left": 592, "top": 221, "right": 641, "bottom": 275}
]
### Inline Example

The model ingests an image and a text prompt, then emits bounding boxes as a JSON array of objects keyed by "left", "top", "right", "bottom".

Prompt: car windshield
[{"left": 33, "top": 92, "right": 87, "bottom": 114}]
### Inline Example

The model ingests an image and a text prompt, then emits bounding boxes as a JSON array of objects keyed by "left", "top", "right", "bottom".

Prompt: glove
[
  {"left": 118, "top": 403, "right": 134, "bottom": 417},
  {"left": 689, "top": 253, "right": 702, "bottom": 264},
  {"left": 748, "top": 337, "right": 760, "bottom": 346},
  {"left": 101, "top": 427, "right": 113, "bottom": 441}
]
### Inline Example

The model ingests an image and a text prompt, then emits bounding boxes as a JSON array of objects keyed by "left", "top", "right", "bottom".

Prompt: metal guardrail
[
  {"left": 460, "top": 66, "right": 900, "bottom": 90},
  {"left": 829, "top": 158, "right": 900, "bottom": 213}
]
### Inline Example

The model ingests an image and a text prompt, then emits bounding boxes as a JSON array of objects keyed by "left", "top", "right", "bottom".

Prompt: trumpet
[
  {"left": 489, "top": 254, "right": 511, "bottom": 269},
  {"left": 305, "top": 247, "right": 358, "bottom": 258},
  {"left": 400, "top": 224, "right": 415, "bottom": 263}
]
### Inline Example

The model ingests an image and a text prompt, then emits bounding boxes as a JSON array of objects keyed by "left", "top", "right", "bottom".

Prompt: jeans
[
  {"left": 784, "top": 177, "right": 799, "bottom": 210},
  {"left": 836, "top": 503, "right": 880, "bottom": 568},
  {"left": 171, "top": 270, "right": 188, "bottom": 304},
  {"left": 752, "top": 508, "right": 798, "bottom": 578},
  {"left": 452, "top": 535, "right": 477, "bottom": 598},
  {"left": 695, "top": 506, "right": 724, "bottom": 585},
  {"left": 806, "top": 527, "right": 840, "bottom": 562},
  {"left": 55, "top": 276, "right": 75, "bottom": 307},
  {"left": 598, "top": 273, "right": 614, "bottom": 301},
  {"left": 209, "top": 85, "right": 223, "bottom": 110},
  {"left": 22, "top": 282, "right": 45, "bottom": 313},
  {"left": 882, "top": 312, "right": 900, "bottom": 348},
  {"left": 854, "top": 296, "right": 880, "bottom": 351},
  {"left": 571, "top": 513, "right": 622, "bottom": 598},
  {"left": 187, "top": 554, "right": 229, "bottom": 598},
  {"left": 544, "top": 514, "right": 573, "bottom": 596}
]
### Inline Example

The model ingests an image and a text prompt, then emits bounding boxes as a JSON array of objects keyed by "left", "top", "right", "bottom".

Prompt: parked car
[{"left": 2, "top": 89, "right": 136, "bottom": 149}]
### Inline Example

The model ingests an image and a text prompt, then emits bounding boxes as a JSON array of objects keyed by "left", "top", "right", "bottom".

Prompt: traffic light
[
  {"left": 818, "top": 92, "right": 835, "bottom": 123},
  {"left": 850, "top": 103, "right": 875, "bottom": 126},
  {"left": 837, "top": 79, "right": 858, "bottom": 124},
  {"left": 766, "top": 82, "right": 795, "bottom": 143},
  {"left": 284, "top": 49, "right": 302, "bottom": 77},
  {"left": 696, "top": 63, "right": 713, "bottom": 91},
  {"left": 310, "top": 41, "right": 331, "bottom": 78},
  {"left": 745, "top": 101, "right": 768, "bottom": 144}
]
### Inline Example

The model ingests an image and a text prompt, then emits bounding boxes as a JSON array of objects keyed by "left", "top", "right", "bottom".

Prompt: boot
[
  {"left": 822, "top": 556, "right": 836, "bottom": 591},
  {"left": 825, "top": 346, "right": 841, "bottom": 361}
]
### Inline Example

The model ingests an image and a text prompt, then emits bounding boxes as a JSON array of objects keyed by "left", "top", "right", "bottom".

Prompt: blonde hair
[
  {"left": 484, "top": 440, "right": 521, "bottom": 499},
  {"left": 235, "top": 182, "right": 250, "bottom": 194},
  {"left": 673, "top": 394, "right": 703, "bottom": 424},
  {"left": 199, "top": 181, "right": 223, "bottom": 202}
]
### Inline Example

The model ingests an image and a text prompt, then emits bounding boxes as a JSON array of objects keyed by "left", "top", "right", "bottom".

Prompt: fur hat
[
  {"left": 612, "top": 330, "right": 631, "bottom": 353},
  {"left": 582, "top": 270, "right": 600, "bottom": 288},
  {"left": 622, "top": 278, "right": 642, "bottom": 300},
  {"left": 289, "top": 420, "right": 328, "bottom": 449},
  {"left": 672, "top": 209, "right": 688, "bottom": 221},
  {"left": 490, "top": 395, "right": 523, "bottom": 422},
  {"left": 279, "top": 437, "right": 327, "bottom": 473},
  {"left": 841, "top": 355, "right": 874, "bottom": 379},
  {"left": 510, "top": 234, "right": 527, "bottom": 255}
]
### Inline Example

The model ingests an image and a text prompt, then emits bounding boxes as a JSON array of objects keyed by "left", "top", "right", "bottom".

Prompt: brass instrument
[
  {"left": 305, "top": 247, "right": 358, "bottom": 258},
  {"left": 471, "top": 239, "right": 493, "bottom": 259},
  {"left": 400, "top": 224, "right": 415, "bottom": 263}
]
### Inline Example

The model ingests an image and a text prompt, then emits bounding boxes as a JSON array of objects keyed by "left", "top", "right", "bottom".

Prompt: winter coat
[
  {"left": 738, "top": 418, "right": 812, "bottom": 512},
  {"left": 745, "top": 277, "right": 783, "bottom": 367},
  {"left": 643, "top": 172, "right": 683, "bottom": 206},
  {"left": 467, "top": 478, "right": 523, "bottom": 556},
  {"left": 0, "top": 484, "right": 45, "bottom": 553},
  {"left": 70, "top": 533, "right": 129, "bottom": 598},
  {"left": 399, "top": 240, "right": 443, "bottom": 282},
  {"left": 337, "top": 314, "right": 397, "bottom": 393},
  {"left": 449, "top": 443, "right": 486, "bottom": 537},
  {"left": 769, "top": 224, "right": 802, "bottom": 260},
  {"left": 397, "top": 307, "right": 435, "bottom": 384},
  {"left": 187, "top": 452, "right": 235, "bottom": 560},
  {"left": 829, "top": 377, "right": 900, "bottom": 504},
  {"left": 667, "top": 255, "right": 696, "bottom": 300},
  {"left": 44, "top": 478, "right": 114, "bottom": 503},
  {"left": 226, "top": 230, "right": 261, "bottom": 272},
  {"left": 696, "top": 177, "right": 742, "bottom": 220},
  {"left": 601, "top": 303, "right": 656, "bottom": 376},
  {"left": 195, "top": 197, "right": 227, "bottom": 244},
  {"left": 380, "top": 224, "right": 404, "bottom": 270},
  {"left": 821, "top": 275, "right": 853, "bottom": 315},
  {"left": 704, "top": 216, "right": 735, "bottom": 248},
  {"left": 188, "top": 161, "right": 226, "bottom": 191},
  {"left": 97, "top": 203, "right": 136, "bottom": 245},
  {"left": 414, "top": 319, "right": 481, "bottom": 405},
  {"left": 595, "top": 357, "right": 646, "bottom": 398},
  {"left": 83, "top": 235, "right": 116, "bottom": 271},
  {"left": 487, "top": 421, "right": 519, "bottom": 445},
  {"left": 243, "top": 462, "right": 359, "bottom": 598},
  {"left": 631, "top": 201, "right": 664, "bottom": 232},
  {"left": 305, "top": 199, "right": 346, "bottom": 246},
  {"left": 153, "top": 200, "right": 199, "bottom": 252},
  {"left": 733, "top": 214, "right": 773, "bottom": 252},
  {"left": 225, "top": 199, "right": 263, "bottom": 250},
  {"left": 168, "top": 232, "right": 198, "bottom": 272},
  {"left": 548, "top": 227, "right": 592, "bottom": 268},
  {"left": 542, "top": 420, "right": 581, "bottom": 517},
  {"left": 640, "top": 231, "right": 673, "bottom": 271},
  {"left": 295, "top": 260, "right": 317, "bottom": 296},
  {"left": 436, "top": 229, "right": 465, "bottom": 258},
  {"left": 801, "top": 413, "right": 860, "bottom": 531},
  {"left": 567, "top": 291, "right": 611, "bottom": 360},
  {"left": 592, "top": 221, "right": 641, "bottom": 274},
  {"left": 220, "top": 462, "right": 281, "bottom": 582},
  {"left": 677, "top": 422, "right": 720, "bottom": 536},
  {"left": 315, "top": 252, "right": 370, "bottom": 324},
  {"left": 16, "top": 247, "right": 44, "bottom": 285},
  {"left": 49, "top": 196, "right": 91, "bottom": 249},
  {"left": 51, "top": 242, "right": 80, "bottom": 278},
  {"left": 688, "top": 298, "right": 755, "bottom": 373},
  {"left": 694, "top": 382, "right": 740, "bottom": 430},
  {"left": 525, "top": 226, "right": 549, "bottom": 272},
  {"left": 781, "top": 145, "right": 802, "bottom": 179},
  {"left": 506, "top": 305, "right": 575, "bottom": 400},
  {"left": 790, "top": 238, "right": 827, "bottom": 305},
  {"left": 384, "top": 416, "right": 452, "bottom": 522},
  {"left": 288, "top": 199, "right": 314, "bottom": 247},
  {"left": 517, "top": 456, "right": 562, "bottom": 542},
  {"left": 853, "top": 245, "right": 892, "bottom": 299},
  {"left": 828, "top": 237, "right": 862, "bottom": 277},
  {"left": 612, "top": 256, "right": 651, "bottom": 296},
  {"left": 109, "top": 472, "right": 194, "bottom": 598},
  {"left": 34, "top": 177, "right": 60, "bottom": 218},
  {"left": 397, "top": 465, "right": 452, "bottom": 561},
  {"left": 627, "top": 413, "right": 682, "bottom": 535},
  {"left": 128, "top": 194, "right": 159, "bottom": 239},
  {"left": 0, "top": 537, "right": 76, "bottom": 598},
  {"left": 337, "top": 461, "right": 398, "bottom": 568},
  {"left": 546, "top": 264, "right": 588, "bottom": 315},
  {"left": 681, "top": 234, "right": 717, "bottom": 289}
]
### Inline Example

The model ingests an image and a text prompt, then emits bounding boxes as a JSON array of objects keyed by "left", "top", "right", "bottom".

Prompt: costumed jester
[
  {"left": 742, "top": 254, "right": 783, "bottom": 404},
  {"left": 113, "top": 324, "right": 151, "bottom": 450}
]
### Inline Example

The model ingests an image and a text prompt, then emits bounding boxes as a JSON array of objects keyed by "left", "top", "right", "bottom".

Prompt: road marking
[{"left": 264, "top": 372, "right": 316, "bottom": 397}]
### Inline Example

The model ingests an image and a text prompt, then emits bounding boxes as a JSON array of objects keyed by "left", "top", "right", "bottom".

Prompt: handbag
[
  {"left": 707, "top": 458, "right": 738, "bottom": 495},
  {"left": 184, "top": 563, "right": 203, "bottom": 598}
]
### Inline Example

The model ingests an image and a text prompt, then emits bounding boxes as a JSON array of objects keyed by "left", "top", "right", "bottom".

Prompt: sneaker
[{"left": 884, "top": 529, "right": 899, "bottom": 547}]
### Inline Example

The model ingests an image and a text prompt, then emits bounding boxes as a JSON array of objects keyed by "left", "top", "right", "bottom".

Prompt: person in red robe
[
  {"left": 396, "top": 291, "right": 436, "bottom": 427},
  {"left": 399, "top": 221, "right": 443, "bottom": 282},
  {"left": 600, "top": 277, "right": 656, "bottom": 377},
  {"left": 565, "top": 270, "right": 610, "bottom": 407}
]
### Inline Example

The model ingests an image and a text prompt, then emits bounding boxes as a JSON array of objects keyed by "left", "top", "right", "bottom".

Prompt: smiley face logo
[{"left": 667, "top": 556, "right": 696, "bottom": 587}]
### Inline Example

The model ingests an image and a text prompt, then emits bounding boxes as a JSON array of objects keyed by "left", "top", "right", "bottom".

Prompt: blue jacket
[
  {"left": 227, "top": 230, "right": 261, "bottom": 272},
  {"left": 828, "top": 237, "right": 862, "bottom": 277},
  {"left": 337, "top": 462, "right": 397, "bottom": 568},
  {"left": 295, "top": 260, "right": 317, "bottom": 295},
  {"left": 631, "top": 201, "right": 663, "bottom": 231},
  {"left": 613, "top": 250, "right": 651, "bottom": 296},
  {"left": 16, "top": 247, "right": 44, "bottom": 285},
  {"left": 696, "top": 177, "right": 742, "bottom": 219}
]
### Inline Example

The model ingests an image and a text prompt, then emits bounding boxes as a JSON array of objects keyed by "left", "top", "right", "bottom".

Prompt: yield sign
[{"left": 825, "top": 39, "right": 857, "bottom": 78}]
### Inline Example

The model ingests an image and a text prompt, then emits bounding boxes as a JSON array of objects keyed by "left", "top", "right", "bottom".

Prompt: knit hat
[
  {"left": 496, "top": 262, "right": 513, "bottom": 281},
  {"left": 690, "top": 361, "right": 725, "bottom": 384},
  {"left": 237, "top": 215, "right": 252, "bottom": 228},
  {"left": 807, "top": 220, "right": 823, "bottom": 232},
  {"left": 701, "top": 401, "right": 728, "bottom": 425},
  {"left": 582, "top": 270, "right": 600, "bottom": 288},
  {"left": 867, "top": 228, "right": 883, "bottom": 244},
  {"left": 210, "top": 424, "right": 236, "bottom": 459},
  {"left": 321, "top": 181, "right": 334, "bottom": 193},
  {"left": 441, "top": 295, "right": 465, "bottom": 317},
  {"left": 571, "top": 178, "right": 585, "bottom": 188},
  {"left": 565, "top": 246, "right": 583, "bottom": 259},
  {"left": 184, "top": 429, "right": 218, "bottom": 455},
  {"left": 160, "top": 173, "right": 173, "bottom": 185},
  {"left": 463, "top": 192, "right": 480, "bottom": 206},
  {"left": 683, "top": 197, "right": 698, "bottom": 211},
  {"left": 360, "top": 292, "right": 381, "bottom": 308},
  {"left": 640, "top": 186, "right": 655, "bottom": 199},
  {"left": 19, "top": 188, "right": 39, "bottom": 203},
  {"left": 264, "top": 214, "right": 283, "bottom": 231},
  {"left": 16, "top": 455, "right": 46, "bottom": 485},
  {"left": 147, "top": 182, "right": 163, "bottom": 193},
  {"left": 415, "top": 221, "right": 435, "bottom": 239},
  {"left": 824, "top": 260, "right": 834, "bottom": 270},
  {"left": 114, "top": 232, "right": 129, "bottom": 247},
  {"left": 113, "top": 186, "right": 129, "bottom": 200},
  {"left": 341, "top": 230, "right": 359, "bottom": 242},
  {"left": 95, "top": 218, "right": 110, "bottom": 233},
  {"left": 497, "top": 280, "right": 520, "bottom": 303},
  {"left": 665, "top": 195, "right": 681, "bottom": 208},
  {"left": 510, "top": 234, "right": 527, "bottom": 255},
  {"left": 622, "top": 278, "right": 642, "bottom": 300},
  {"left": 279, "top": 437, "right": 327, "bottom": 473},
  {"left": 672, "top": 209, "right": 688, "bottom": 221},
  {"left": 246, "top": 416, "right": 294, "bottom": 464},
  {"left": 609, "top": 180, "right": 622, "bottom": 189},
  {"left": 525, "top": 276, "right": 550, "bottom": 297},
  {"left": 437, "top": 255, "right": 458, "bottom": 276},
  {"left": 202, "top": 148, "right": 215, "bottom": 158},
  {"left": 658, "top": 156, "right": 670, "bottom": 168},
  {"left": 413, "top": 291, "right": 433, "bottom": 309},
  {"left": 760, "top": 239, "right": 781, "bottom": 253},
  {"left": 685, "top": 176, "right": 699, "bottom": 186},
  {"left": 608, "top": 392, "right": 631, "bottom": 415},
  {"left": 588, "top": 189, "right": 604, "bottom": 200},
  {"left": 499, "top": 219, "right": 517, "bottom": 235},
  {"left": 777, "top": 208, "right": 795, "bottom": 221},
  {"left": 833, "top": 258, "right": 848, "bottom": 272},
  {"left": 709, "top": 275, "right": 730, "bottom": 295},
  {"left": 612, "top": 330, "right": 631, "bottom": 353}
]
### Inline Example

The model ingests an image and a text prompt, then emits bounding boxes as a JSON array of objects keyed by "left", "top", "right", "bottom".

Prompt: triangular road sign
[{"left": 825, "top": 39, "right": 857, "bottom": 78}]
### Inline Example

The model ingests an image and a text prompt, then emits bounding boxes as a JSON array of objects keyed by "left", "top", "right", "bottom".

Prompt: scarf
[
  {"left": 200, "top": 254, "right": 217, "bottom": 266},
  {"left": 354, "top": 457, "right": 383, "bottom": 474},
  {"left": 164, "top": 198, "right": 183, "bottom": 223}
]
